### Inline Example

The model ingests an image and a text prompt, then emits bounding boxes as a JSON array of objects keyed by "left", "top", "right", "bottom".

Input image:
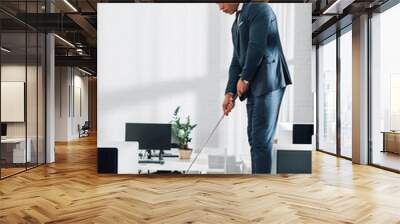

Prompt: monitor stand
[{"left": 138, "top": 149, "right": 166, "bottom": 164}]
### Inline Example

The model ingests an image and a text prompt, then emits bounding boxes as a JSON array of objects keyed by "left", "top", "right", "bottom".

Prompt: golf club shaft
[{"left": 186, "top": 95, "right": 237, "bottom": 174}]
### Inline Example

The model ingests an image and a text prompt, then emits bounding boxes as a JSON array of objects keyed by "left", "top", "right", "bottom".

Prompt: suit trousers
[{"left": 246, "top": 87, "right": 285, "bottom": 174}]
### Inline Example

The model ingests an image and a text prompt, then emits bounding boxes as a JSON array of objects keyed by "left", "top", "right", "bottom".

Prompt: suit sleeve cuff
[
  {"left": 241, "top": 72, "right": 253, "bottom": 82},
  {"left": 225, "top": 88, "right": 236, "bottom": 95}
]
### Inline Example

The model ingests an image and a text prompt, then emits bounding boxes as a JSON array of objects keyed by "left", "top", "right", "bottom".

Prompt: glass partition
[
  {"left": 27, "top": 31, "right": 38, "bottom": 169},
  {"left": 0, "top": 1, "right": 46, "bottom": 179},
  {"left": 0, "top": 31, "right": 28, "bottom": 177},
  {"left": 38, "top": 32, "right": 46, "bottom": 165},
  {"left": 340, "top": 29, "right": 352, "bottom": 158},
  {"left": 318, "top": 37, "right": 337, "bottom": 155}
]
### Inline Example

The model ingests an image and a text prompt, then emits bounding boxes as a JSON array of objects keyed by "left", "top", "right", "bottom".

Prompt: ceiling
[{"left": 0, "top": 0, "right": 394, "bottom": 75}]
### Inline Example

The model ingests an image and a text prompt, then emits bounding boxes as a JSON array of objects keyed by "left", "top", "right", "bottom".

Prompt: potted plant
[{"left": 171, "top": 106, "right": 197, "bottom": 160}]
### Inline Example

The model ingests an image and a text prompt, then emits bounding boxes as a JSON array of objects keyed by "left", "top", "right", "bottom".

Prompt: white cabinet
[
  {"left": 117, "top": 142, "right": 139, "bottom": 174},
  {"left": 1, "top": 138, "right": 32, "bottom": 163}
]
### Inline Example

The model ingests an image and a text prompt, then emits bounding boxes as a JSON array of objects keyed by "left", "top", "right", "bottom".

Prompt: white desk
[
  {"left": 134, "top": 145, "right": 312, "bottom": 175},
  {"left": 138, "top": 149, "right": 209, "bottom": 174},
  {"left": 1, "top": 138, "right": 32, "bottom": 163},
  {"left": 137, "top": 148, "right": 245, "bottom": 174}
]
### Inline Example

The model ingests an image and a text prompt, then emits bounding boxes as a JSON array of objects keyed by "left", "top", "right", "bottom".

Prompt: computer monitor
[
  {"left": 125, "top": 123, "right": 171, "bottom": 151},
  {"left": 1, "top": 123, "right": 7, "bottom": 137}
]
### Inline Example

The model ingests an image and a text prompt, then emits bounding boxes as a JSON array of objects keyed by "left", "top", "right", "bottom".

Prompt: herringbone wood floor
[{"left": 1, "top": 135, "right": 400, "bottom": 224}]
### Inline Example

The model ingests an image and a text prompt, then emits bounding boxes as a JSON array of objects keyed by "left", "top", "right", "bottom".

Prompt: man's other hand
[
  {"left": 236, "top": 79, "right": 249, "bottom": 97},
  {"left": 223, "top": 93, "right": 235, "bottom": 116}
]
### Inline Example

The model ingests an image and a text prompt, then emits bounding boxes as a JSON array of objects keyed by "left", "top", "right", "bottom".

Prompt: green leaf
[{"left": 174, "top": 106, "right": 180, "bottom": 116}]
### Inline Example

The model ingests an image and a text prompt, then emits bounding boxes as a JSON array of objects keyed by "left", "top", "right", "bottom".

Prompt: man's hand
[
  {"left": 236, "top": 79, "right": 249, "bottom": 97},
  {"left": 223, "top": 93, "right": 235, "bottom": 116}
]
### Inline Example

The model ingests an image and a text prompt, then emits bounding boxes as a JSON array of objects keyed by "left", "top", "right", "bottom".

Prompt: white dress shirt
[{"left": 237, "top": 3, "right": 243, "bottom": 23}]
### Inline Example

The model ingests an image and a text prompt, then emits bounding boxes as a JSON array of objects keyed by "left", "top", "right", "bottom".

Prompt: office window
[
  {"left": 371, "top": 3, "right": 400, "bottom": 171},
  {"left": 318, "top": 37, "right": 337, "bottom": 154},
  {"left": 340, "top": 29, "right": 352, "bottom": 158}
]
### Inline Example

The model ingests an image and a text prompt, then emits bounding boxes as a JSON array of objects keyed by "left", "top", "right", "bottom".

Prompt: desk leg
[{"left": 382, "top": 133, "right": 386, "bottom": 153}]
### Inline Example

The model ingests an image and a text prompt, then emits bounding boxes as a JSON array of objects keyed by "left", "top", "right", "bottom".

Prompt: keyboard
[
  {"left": 152, "top": 153, "right": 179, "bottom": 158},
  {"left": 139, "top": 160, "right": 165, "bottom": 165}
]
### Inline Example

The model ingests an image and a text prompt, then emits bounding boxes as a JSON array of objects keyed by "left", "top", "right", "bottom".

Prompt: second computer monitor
[{"left": 125, "top": 123, "right": 171, "bottom": 150}]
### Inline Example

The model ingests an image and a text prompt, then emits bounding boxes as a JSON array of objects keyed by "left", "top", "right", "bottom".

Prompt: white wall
[
  {"left": 55, "top": 67, "right": 69, "bottom": 141},
  {"left": 55, "top": 67, "right": 89, "bottom": 141},
  {"left": 98, "top": 3, "right": 312, "bottom": 168}
]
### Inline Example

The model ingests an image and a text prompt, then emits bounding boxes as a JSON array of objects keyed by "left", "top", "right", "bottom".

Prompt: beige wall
[
  {"left": 1, "top": 64, "right": 46, "bottom": 163},
  {"left": 1, "top": 65, "right": 41, "bottom": 138}
]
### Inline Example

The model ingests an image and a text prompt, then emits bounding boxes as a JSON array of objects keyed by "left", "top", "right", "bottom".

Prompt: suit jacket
[{"left": 225, "top": 3, "right": 292, "bottom": 99}]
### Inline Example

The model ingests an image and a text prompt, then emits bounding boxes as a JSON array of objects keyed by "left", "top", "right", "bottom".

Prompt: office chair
[{"left": 79, "top": 121, "right": 90, "bottom": 138}]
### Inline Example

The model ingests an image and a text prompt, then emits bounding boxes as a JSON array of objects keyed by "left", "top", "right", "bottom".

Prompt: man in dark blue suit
[{"left": 218, "top": 2, "right": 292, "bottom": 174}]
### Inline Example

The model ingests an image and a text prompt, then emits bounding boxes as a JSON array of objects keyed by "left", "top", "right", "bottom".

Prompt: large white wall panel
[
  {"left": 1, "top": 82, "right": 24, "bottom": 122},
  {"left": 98, "top": 3, "right": 312, "bottom": 168}
]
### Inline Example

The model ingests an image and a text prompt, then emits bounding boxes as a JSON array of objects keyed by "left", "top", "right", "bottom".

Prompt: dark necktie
[
  {"left": 235, "top": 9, "right": 242, "bottom": 27},
  {"left": 235, "top": 9, "right": 242, "bottom": 51}
]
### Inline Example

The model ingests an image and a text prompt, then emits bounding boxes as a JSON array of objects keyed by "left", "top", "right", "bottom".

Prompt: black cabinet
[
  {"left": 293, "top": 124, "right": 314, "bottom": 144},
  {"left": 97, "top": 148, "right": 118, "bottom": 173},
  {"left": 277, "top": 150, "right": 312, "bottom": 174}
]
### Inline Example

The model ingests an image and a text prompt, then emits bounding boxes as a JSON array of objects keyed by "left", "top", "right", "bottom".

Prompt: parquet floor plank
[{"left": 1, "top": 135, "right": 400, "bottom": 223}]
